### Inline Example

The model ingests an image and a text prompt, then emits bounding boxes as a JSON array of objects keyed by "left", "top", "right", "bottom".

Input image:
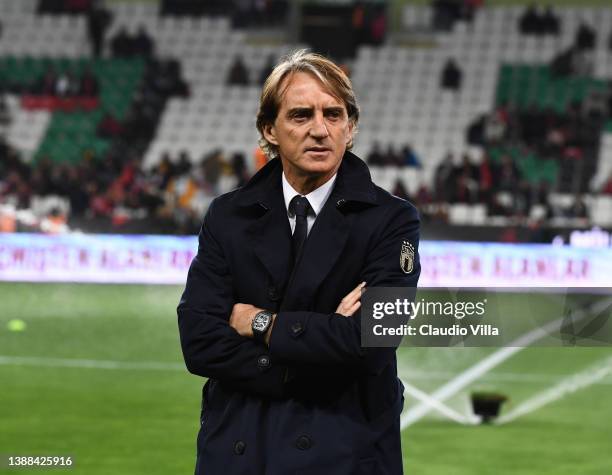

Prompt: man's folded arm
[
  {"left": 268, "top": 201, "right": 421, "bottom": 375},
  {"left": 177, "top": 202, "right": 288, "bottom": 398}
]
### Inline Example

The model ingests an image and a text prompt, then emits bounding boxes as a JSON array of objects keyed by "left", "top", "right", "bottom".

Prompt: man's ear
[
  {"left": 346, "top": 120, "right": 355, "bottom": 146},
  {"left": 263, "top": 123, "right": 279, "bottom": 146}
]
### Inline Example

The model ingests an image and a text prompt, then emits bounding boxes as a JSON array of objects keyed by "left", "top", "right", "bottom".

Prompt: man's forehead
[{"left": 278, "top": 72, "right": 344, "bottom": 108}]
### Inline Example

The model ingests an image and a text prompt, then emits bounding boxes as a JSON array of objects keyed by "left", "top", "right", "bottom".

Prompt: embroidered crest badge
[{"left": 400, "top": 241, "right": 415, "bottom": 274}]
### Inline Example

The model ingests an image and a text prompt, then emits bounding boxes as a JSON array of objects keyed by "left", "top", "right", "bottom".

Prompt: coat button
[
  {"left": 234, "top": 440, "right": 246, "bottom": 455},
  {"left": 291, "top": 322, "right": 303, "bottom": 335},
  {"left": 257, "top": 355, "right": 270, "bottom": 368},
  {"left": 296, "top": 435, "right": 312, "bottom": 450},
  {"left": 268, "top": 286, "right": 279, "bottom": 301}
]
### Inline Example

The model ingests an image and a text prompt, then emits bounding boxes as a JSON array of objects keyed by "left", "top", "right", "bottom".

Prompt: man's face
[{"left": 263, "top": 72, "right": 354, "bottom": 185}]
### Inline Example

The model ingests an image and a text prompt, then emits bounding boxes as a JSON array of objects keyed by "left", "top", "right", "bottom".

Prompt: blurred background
[{"left": 0, "top": 0, "right": 611, "bottom": 474}]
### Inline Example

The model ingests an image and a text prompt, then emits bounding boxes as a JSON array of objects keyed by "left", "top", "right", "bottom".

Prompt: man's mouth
[{"left": 305, "top": 147, "right": 331, "bottom": 153}]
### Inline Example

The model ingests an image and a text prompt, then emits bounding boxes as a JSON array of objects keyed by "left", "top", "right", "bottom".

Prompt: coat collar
[
  {"left": 237, "top": 151, "right": 378, "bottom": 310},
  {"left": 232, "top": 151, "right": 378, "bottom": 211}
]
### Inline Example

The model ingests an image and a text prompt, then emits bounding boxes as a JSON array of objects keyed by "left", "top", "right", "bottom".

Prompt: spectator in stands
[
  {"left": 110, "top": 28, "right": 133, "bottom": 58},
  {"left": 36, "top": 66, "right": 59, "bottom": 95},
  {"left": 97, "top": 111, "right": 123, "bottom": 138},
  {"left": 79, "top": 68, "right": 99, "bottom": 97},
  {"left": 54, "top": 71, "right": 72, "bottom": 97},
  {"left": 413, "top": 184, "right": 433, "bottom": 210},
  {"left": 385, "top": 145, "right": 402, "bottom": 167},
  {"left": 133, "top": 26, "right": 155, "bottom": 58},
  {"left": 455, "top": 153, "right": 478, "bottom": 182},
  {"left": 484, "top": 109, "right": 507, "bottom": 143},
  {"left": 432, "top": 0, "right": 461, "bottom": 32},
  {"left": 366, "top": 141, "right": 385, "bottom": 166},
  {"left": 86, "top": 0, "right": 112, "bottom": 58},
  {"left": 201, "top": 149, "right": 224, "bottom": 193},
  {"left": 467, "top": 113, "right": 486, "bottom": 145},
  {"left": 541, "top": 7, "right": 560, "bottom": 35},
  {"left": 391, "top": 179, "right": 409, "bottom": 200},
  {"left": 565, "top": 194, "right": 589, "bottom": 219},
  {"left": 401, "top": 144, "right": 421, "bottom": 168},
  {"left": 259, "top": 55, "right": 276, "bottom": 86},
  {"left": 576, "top": 22, "right": 596, "bottom": 50},
  {"left": 496, "top": 154, "right": 520, "bottom": 193},
  {"left": 550, "top": 46, "right": 577, "bottom": 77},
  {"left": 434, "top": 152, "right": 455, "bottom": 202},
  {"left": 478, "top": 153, "right": 494, "bottom": 203},
  {"left": 441, "top": 58, "right": 462, "bottom": 91},
  {"left": 230, "top": 152, "right": 248, "bottom": 187},
  {"left": 227, "top": 55, "right": 250, "bottom": 86},
  {"left": 452, "top": 169, "right": 478, "bottom": 204},
  {"left": 518, "top": 4, "right": 539, "bottom": 35}
]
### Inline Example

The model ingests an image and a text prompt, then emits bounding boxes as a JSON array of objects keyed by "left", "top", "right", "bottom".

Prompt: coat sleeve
[
  {"left": 268, "top": 200, "right": 420, "bottom": 375},
  {"left": 177, "top": 199, "right": 288, "bottom": 398}
]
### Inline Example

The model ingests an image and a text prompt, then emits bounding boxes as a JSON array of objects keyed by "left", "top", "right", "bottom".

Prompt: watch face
[{"left": 253, "top": 313, "right": 271, "bottom": 332}]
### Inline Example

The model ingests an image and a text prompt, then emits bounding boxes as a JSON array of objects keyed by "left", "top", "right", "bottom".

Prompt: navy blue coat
[{"left": 178, "top": 151, "right": 421, "bottom": 475}]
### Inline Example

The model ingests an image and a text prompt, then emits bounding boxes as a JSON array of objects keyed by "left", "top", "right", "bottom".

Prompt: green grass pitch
[{"left": 0, "top": 283, "right": 610, "bottom": 474}]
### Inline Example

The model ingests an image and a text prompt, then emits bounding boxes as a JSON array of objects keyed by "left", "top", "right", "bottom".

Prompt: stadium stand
[{"left": 1, "top": 1, "right": 612, "bottom": 236}]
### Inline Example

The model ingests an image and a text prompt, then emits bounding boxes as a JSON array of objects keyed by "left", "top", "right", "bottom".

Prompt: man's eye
[{"left": 327, "top": 111, "right": 342, "bottom": 119}]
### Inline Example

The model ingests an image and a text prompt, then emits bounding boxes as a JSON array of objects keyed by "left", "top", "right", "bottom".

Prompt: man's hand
[
  {"left": 229, "top": 303, "right": 263, "bottom": 338},
  {"left": 335, "top": 282, "right": 366, "bottom": 317}
]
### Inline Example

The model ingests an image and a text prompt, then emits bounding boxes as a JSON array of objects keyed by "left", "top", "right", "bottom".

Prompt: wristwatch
[{"left": 252, "top": 310, "right": 273, "bottom": 342}]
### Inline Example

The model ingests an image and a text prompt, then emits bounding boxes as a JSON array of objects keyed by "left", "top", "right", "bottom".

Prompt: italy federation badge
[{"left": 400, "top": 241, "right": 415, "bottom": 274}]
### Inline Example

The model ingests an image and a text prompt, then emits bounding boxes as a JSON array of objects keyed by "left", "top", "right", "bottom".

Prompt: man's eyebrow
[
  {"left": 287, "top": 107, "right": 313, "bottom": 115},
  {"left": 323, "top": 106, "right": 344, "bottom": 113}
]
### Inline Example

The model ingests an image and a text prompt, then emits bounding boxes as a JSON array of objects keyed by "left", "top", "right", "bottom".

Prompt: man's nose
[{"left": 309, "top": 114, "right": 329, "bottom": 139}]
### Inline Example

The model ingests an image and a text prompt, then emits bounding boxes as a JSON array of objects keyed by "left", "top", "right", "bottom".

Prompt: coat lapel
[
  {"left": 247, "top": 192, "right": 292, "bottom": 287},
  {"left": 235, "top": 159, "right": 293, "bottom": 290},
  {"left": 280, "top": 152, "right": 378, "bottom": 311},
  {"left": 234, "top": 152, "right": 378, "bottom": 311},
  {"left": 280, "top": 197, "right": 350, "bottom": 311}
]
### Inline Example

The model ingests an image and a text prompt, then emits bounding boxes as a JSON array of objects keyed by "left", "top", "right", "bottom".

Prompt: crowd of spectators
[
  {"left": 518, "top": 6, "right": 560, "bottom": 36},
  {"left": 391, "top": 149, "right": 595, "bottom": 225},
  {"left": 467, "top": 103, "right": 601, "bottom": 197},
  {"left": 0, "top": 136, "right": 249, "bottom": 235},
  {"left": 226, "top": 55, "right": 277, "bottom": 87},
  {"left": 230, "top": 0, "right": 289, "bottom": 29},
  {"left": 97, "top": 57, "right": 190, "bottom": 159},
  {"left": 431, "top": 0, "right": 483, "bottom": 32},
  {"left": 3, "top": 67, "right": 99, "bottom": 98},
  {"left": 110, "top": 27, "right": 155, "bottom": 59},
  {"left": 467, "top": 102, "right": 601, "bottom": 159},
  {"left": 158, "top": 0, "right": 289, "bottom": 27},
  {"left": 366, "top": 143, "right": 421, "bottom": 168}
]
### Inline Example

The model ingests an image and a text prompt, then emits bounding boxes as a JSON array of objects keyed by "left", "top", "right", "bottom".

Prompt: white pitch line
[
  {"left": 400, "top": 378, "right": 479, "bottom": 425},
  {"left": 496, "top": 356, "right": 612, "bottom": 424},
  {"left": 0, "top": 355, "right": 185, "bottom": 371},
  {"left": 400, "top": 297, "right": 612, "bottom": 429},
  {"left": 399, "top": 370, "right": 612, "bottom": 385}
]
